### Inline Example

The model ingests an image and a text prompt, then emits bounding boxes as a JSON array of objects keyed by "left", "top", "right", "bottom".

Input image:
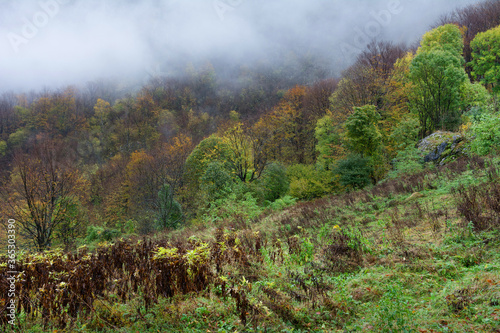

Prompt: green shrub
[
  {"left": 0, "top": 140, "right": 6, "bottom": 157},
  {"left": 54, "top": 196, "right": 87, "bottom": 249},
  {"left": 86, "top": 225, "right": 103, "bottom": 242},
  {"left": 470, "top": 112, "right": 500, "bottom": 156},
  {"left": 268, "top": 195, "right": 296, "bottom": 210},
  {"left": 287, "top": 164, "right": 337, "bottom": 200},
  {"left": 156, "top": 184, "right": 183, "bottom": 230},
  {"left": 334, "top": 154, "right": 373, "bottom": 190},
  {"left": 184, "top": 136, "right": 233, "bottom": 187},
  {"left": 390, "top": 115, "right": 420, "bottom": 150},
  {"left": 203, "top": 191, "right": 263, "bottom": 222},
  {"left": 200, "top": 161, "right": 234, "bottom": 201},
  {"left": 85, "top": 225, "right": 120, "bottom": 243},
  {"left": 260, "top": 162, "right": 289, "bottom": 202},
  {"left": 388, "top": 146, "right": 425, "bottom": 178}
]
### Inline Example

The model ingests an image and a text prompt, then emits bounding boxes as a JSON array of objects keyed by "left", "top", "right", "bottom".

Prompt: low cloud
[{"left": 0, "top": 0, "right": 482, "bottom": 92}]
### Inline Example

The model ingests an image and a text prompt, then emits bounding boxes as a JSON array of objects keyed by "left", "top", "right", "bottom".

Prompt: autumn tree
[
  {"left": 331, "top": 40, "right": 407, "bottom": 117},
  {"left": 331, "top": 64, "right": 382, "bottom": 117},
  {"left": 249, "top": 86, "right": 320, "bottom": 165},
  {"left": 358, "top": 40, "right": 408, "bottom": 78},
  {"left": 303, "top": 79, "right": 339, "bottom": 119},
  {"left": 1, "top": 139, "right": 88, "bottom": 251},
  {"left": 90, "top": 153, "right": 130, "bottom": 227},
  {"left": 83, "top": 98, "right": 117, "bottom": 164},
  {"left": 122, "top": 134, "right": 194, "bottom": 230},
  {"left": 24, "top": 88, "right": 86, "bottom": 138},
  {"left": 220, "top": 122, "right": 255, "bottom": 182}
]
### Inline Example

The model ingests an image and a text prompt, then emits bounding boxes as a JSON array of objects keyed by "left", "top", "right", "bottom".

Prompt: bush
[
  {"left": 334, "top": 154, "right": 373, "bottom": 190},
  {"left": 287, "top": 164, "right": 337, "bottom": 200},
  {"left": 54, "top": 196, "right": 87, "bottom": 250},
  {"left": 184, "top": 136, "right": 233, "bottom": 187},
  {"left": 85, "top": 225, "right": 120, "bottom": 243},
  {"left": 268, "top": 195, "right": 297, "bottom": 210},
  {"left": 470, "top": 112, "right": 500, "bottom": 156},
  {"left": 200, "top": 161, "right": 234, "bottom": 201},
  {"left": 203, "top": 191, "right": 263, "bottom": 223},
  {"left": 0, "top": 140, "right": 6, "bottom": 157},
  {"left": 260, "top": 162, "right": 289, "bottom": 202},
  {"left": 390, "top": 115, "right": 420, "bottom": 150},
  {"left": 387, "top": 146, "right": 425, "bottom": 179},
  {"left": 156, "top": 184, "right": 183, "bottom": 230}
]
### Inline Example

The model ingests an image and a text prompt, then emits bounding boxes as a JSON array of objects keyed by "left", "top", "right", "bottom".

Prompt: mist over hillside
[{"left": 0, "top": 0, "right": 481, "bottom": 92}]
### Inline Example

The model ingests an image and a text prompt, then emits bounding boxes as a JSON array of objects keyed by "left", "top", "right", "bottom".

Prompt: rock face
[{"left": 418, "top": 131, "right": 466, "bottom": 165}]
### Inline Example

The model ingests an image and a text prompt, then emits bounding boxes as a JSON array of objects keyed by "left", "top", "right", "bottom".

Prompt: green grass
[{"left": 3, "top": 155, "right": 500, "bottom": 332}]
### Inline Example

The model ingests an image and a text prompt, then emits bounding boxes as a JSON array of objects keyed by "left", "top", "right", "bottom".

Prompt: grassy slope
[
  {"left": 158, "top": 155, "right": 500, "bottom": 332},
  {"left": 8, "top": 155, "right": 500, "bottom": 332}
]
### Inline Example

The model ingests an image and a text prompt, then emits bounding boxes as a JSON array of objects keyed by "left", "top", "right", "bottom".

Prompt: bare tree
[{"left": 1, "top": 139, "right": 87, "bottom": 251}]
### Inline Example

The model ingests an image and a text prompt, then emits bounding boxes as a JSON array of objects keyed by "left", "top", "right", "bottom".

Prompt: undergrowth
[{"left": 1, "top": 155, "right": 500, "bottom": 332}]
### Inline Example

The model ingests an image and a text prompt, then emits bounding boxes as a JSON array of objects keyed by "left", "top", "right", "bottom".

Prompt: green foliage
[
  {"left": 389, "top": 115, "right": 421, "bottom": 150},
  {"left": 260, "top": 162, "right": 289, "bottom": 202},
  {"left": 315, "top": 113, "right": 343, "bottom": 169},
  {"left": 0, "top": 140, "right": 7, "bottom": 157},
  {"left": 344, "top": 105, "right": 382, "bottom": 157},
  {"left": 85, "top": 225, "right": 120, "bottom": 243},
  {"left": 54, "top": 196, "right": 87, "bottom": 249},
  {"left": 156, "top": 184, "right": 183, "bottom": 230},
  {"left": 184, "top": 136, "right": 234, "bottom": 188},
  {"left": 288, "top": 235, "right": 315, "bottom": 265},
  {"left": 287, "top": 164, "right": 338, "bottom": 200},
  {"left": 461, "top": 81, "right": 491, "bottom": 110},
  {"left": 8, "top": 127, "right": 29, "bottom": 148},
  {"left": 418, "top": 24, "right": 465, "bottom": 58},
  {"left": 410, "top": 49, "right": 467, "bottom": 135},
  {"left": 388, "top": 146, "right": 425, "bottom": 178},
  {"left": 203, "top": 191, "right": 263, "bottom": 222},
  {"left": 470, "top": 112, "right": 500, "bottom": 155},
  {"left": 268, "top": 195, "right": 297, "bottom": 211},
  {"left": 200, "top": 161, "right": 234, "bottom": 201},
  {"left": 124, "top": 219, "right": 137, "bottom": 234},
  {"left": 334, "top": 154, "right": 373, "bottom": 189},
  {"left": 470, "top": 25, "right": 500, "bottom": 93},
  {"left": 369, "top": 283, "right": 416, "bottom": 332},
  {"left": 410, "top": 24, "right": 468, "bottom": 136}
]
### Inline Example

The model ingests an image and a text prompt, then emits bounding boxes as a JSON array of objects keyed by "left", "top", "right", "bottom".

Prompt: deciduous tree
[
  {"left": 409, "top": 24, "right": 468, "bottom": 137},
  {"left": 470, "top": 25, "right": 500, "bottom": 93},
  {"left": 1, "top": 139, "right": 88, "bottom": 251}
]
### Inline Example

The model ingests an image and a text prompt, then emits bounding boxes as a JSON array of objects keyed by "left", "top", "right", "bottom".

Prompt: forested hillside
[{"left": 1, "top": 0, "right": 500, "bottom": 332}]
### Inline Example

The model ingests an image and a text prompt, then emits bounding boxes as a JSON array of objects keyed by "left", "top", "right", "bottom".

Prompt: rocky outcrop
[{"left": 418, "top": 131, "right": 466, "bottom": 165}]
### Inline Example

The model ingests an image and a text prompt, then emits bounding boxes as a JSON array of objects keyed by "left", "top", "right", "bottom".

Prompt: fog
[{"left": 0, "top": 0, "right": 482, "bottom": 92}]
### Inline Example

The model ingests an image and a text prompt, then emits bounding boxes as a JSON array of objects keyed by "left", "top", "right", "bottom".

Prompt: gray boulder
[{"left": 418, "top": 131, "right": 466, "bottom": 165}]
